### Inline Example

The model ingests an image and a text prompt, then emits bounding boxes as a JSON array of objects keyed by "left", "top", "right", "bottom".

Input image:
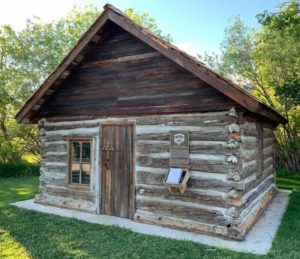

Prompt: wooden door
[{"left": 101, "top": 124, "right": 134, "bottom": 219}]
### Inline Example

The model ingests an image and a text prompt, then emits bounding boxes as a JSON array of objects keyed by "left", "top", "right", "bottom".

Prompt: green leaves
[
  {"left": 198, "top": 0, "right": 300, "bottom": 172},
  {"left": 124, "top": 8, "right": 173, "bottom": 43},
  {"left": 0, "top": 4, "right": 172, "bottom": 164}
]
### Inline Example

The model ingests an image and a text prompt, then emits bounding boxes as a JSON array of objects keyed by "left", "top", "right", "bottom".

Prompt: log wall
[{"left": 36, "top": 109, "right": 276, "bottom": 240}]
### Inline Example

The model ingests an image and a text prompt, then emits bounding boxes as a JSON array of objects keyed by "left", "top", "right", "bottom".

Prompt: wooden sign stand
[
  {"left": 163, "top": 131, "right": 190, "bottom": 194},
  {"left": 163, "top": 169, "right": 190, "bottom": 194}
]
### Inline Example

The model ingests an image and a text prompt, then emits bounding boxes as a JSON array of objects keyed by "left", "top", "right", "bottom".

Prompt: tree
[
  {"left": 125, "top": 8, "right": 173, "bottom": 42},
  {"left": 0, "top": 5, "right": 171, "bottom": 163},
  {"left": 198, "top": 0, "right": 299, "bottom": 172}
]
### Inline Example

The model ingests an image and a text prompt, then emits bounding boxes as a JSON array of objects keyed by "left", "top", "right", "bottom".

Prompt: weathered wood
[
  {"left": 240, "top": 149, "right": 256, "bottom": 162},
  {"left": 257, "top": 123, "right": 264, "bottom": 178},
  {"left": 134, "top": 209, "right": 230, "bottom": 239},
  {"left": 240, "top": 122, "right": 257, "bottom": 136},
  {"left": 82, "top": 52, "right": 161, "bottom": 67},
  {"left": 136, "top": 184, "right": 228, "bottom": 207},
  {"left": 230, "top": 186, "right": 276, "bottom": 240},
  {"left": 43, "top": 152, "right": 67, "bottom": 163},
  {"left": 101, "top": 124, "right": 134, "bottom": 219},
  {"left": 44, "top": 185, "right": 95, "bottom": 202},
  {"left": 136, "top": 195, "right": 228, "bottom": 226},
  {"left": 36, "top": 109, "right": 277, "bottom": 241},
  {"left": 238, "top": 176, "right": 275, "bottom": 212},
  {"left": 32, "top": 24, "right": 243, "bottom": 120},
  {"left": 241, "top": 160, "right": 257, "bottom": 179},
  {"left": 42, "top": 141, "right": 67, "bottom": 153},
  {"left": 35, "top": 193, "right": 97, "bottom": 213},
  {"left": 16, "top": 5, "right": 286, "bottom": 125},
  {"left": 264, "top": 156, "right": 273, "bottom": 170},
  {"left": 136, "top": 170, "right": 244, "bottom": 191}
]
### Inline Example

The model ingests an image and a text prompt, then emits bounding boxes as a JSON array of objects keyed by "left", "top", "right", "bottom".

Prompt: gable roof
[{"left": 15, "top": 4, "right": 287, "bottom": 125}]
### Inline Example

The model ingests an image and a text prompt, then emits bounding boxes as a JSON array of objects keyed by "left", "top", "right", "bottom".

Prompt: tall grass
[{"left": 0, "top": 162, "right": 40, "bottom": 178}]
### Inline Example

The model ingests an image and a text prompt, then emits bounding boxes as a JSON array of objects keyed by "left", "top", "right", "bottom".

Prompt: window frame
[{"left": 67, "top": 137, "right": 92, "bottom": 189}]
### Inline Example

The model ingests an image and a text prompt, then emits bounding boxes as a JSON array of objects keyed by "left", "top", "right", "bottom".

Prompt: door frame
[{"left": 99, "top": 121, "right": 136, "bottom": 218}]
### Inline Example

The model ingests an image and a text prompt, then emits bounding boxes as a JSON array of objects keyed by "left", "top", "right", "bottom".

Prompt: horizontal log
[
  {"left": 264, "top": 157, "right": 273, "bottom": 169},
  {"left": 263, "top": 164, "right": 274, "bottom": 178},
  {"left": 137, "top": 130, "right": 230, "bottom": 141},
  {"left": 136, "top": 140, "right": 239, "bottom": 155},
  {"left": 134, "top": 209, "right": 230, "bottom": 238},
  {"left": 136, "top": 125, "right": 226, "bottom": 135},
  {"left": 82, "top": 52, "right": 161, "bottom": 67},
  {"left": 42, "top": 141, "right": 67, "bottom": 153},
  {"left": 41, "top": 164, "right": 67, "bottom": 174},
  {"left": 136, "top": 184, "right": 228, "bottom": 207},
  {"left": 135, "top": 111, "right": 237, "bottom": 125},
  {"left": 44, "top": 185, "right": 95, "bottom": 202},
  {"left": 263, "top": 129, "right": 274, "bottom": 138},
  {"left": 238, "top": 176, "right": 275, "bottom": 212},
  {"left": 43, "top": 152, "right": 67, "bottom": 163},
  {"left": 263, "top": 146, "right": 273, "bottom": 157},
  {"left": 244, "top": 171, "right": 275, "bottom": 193},
  {"left": 241, "top": 160, "right": 257, "bottom": 179},
  {"left": 240, "top": 149, "right": 256, "bottom": 162},
  {"left": 40, "top": 177, "right": 67, "bottom": 187},
  {"left": 136, "top": 170, "right": 244, "bottom": 191},
  {"left": 240, "top": 122, "right": 257, "bottom": 136},
  {"left": 44, "top": 112, "right": 232, "bottom": 125},
  {"left": 190, "top": 140, "right": 240, "bottom": 154},
  {"left": 229, "top": 186, "right": 276, "bottom": 240},
  {"left": 136, "top": 155, "right": 238, "bottom": 173},
  {"left": 44, "top": 122, "right": 99, "bottom": 131},
  {"left": 239, "top": 141, "right": 257, "bottom": 150},
  {"left": 136, "top": 156, "right": 168, "bottom": 169},
  {"left": 136, "top": 141, "right": 169, "bottom": 153},
  {"left": 263, "top": 138, "right": 274, "bottom": 147},
  {"left": 35, "top": 193, "right": 96, "bottom": 213},
  {"left": 136, "top": 195, "right": 228, "bottom": 226},
  {"left": 241, "top": 136, "right": 257, "bottom": 143},
  {"left": 41, "top": 172, "right": 67, "bottom": 179},
  {"left": 45, "top": 127, "right": 99, "bottom": 137},
  {"left": 239, "top": 184, "right": 276, "bottom": 224}
]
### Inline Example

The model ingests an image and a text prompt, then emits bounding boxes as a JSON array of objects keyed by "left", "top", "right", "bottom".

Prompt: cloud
[
  {"left": 175, "top": 42, "right": 200, "bottom": 57},
  {"left": 0, "top": 0, "right": 101, "bottom": 30}
]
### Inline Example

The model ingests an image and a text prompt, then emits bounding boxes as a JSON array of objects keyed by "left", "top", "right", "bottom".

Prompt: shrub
[{"left": 0, "top": 162, "right": 40, "bottom": 178}]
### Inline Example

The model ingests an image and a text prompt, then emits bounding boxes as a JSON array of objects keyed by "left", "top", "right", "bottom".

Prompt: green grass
[
  {"left": 276, "top": 169, "right": 300, "bottom": 192},
  {"left": 0, "top": 175, "right": 299, "bottom": 258},
  {"left": 0, "top": 162, "right": 40, "bottom": 178}
]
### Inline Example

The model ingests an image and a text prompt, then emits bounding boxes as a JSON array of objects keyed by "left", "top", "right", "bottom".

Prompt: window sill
[{"left": 66, "top": 184, "right": 91, "bottom": 191}]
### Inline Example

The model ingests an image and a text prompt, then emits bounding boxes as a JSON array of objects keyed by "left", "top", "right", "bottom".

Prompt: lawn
[{"left": 0, "top": 175, "right": 299, "bottom": 259}]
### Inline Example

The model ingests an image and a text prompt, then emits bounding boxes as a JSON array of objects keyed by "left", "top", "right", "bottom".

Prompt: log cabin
[{"left": 16, "top": 4, "right": 287, "bottom": 240}]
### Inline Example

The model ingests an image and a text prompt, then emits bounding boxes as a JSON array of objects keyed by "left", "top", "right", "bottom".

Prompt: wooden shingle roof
[{"left": 16, "top": 4, "right": 287, "bottom": 125}]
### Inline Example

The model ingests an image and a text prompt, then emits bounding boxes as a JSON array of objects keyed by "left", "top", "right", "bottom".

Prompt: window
[{"left": 69, "top": 140, "right": 91, "bottom": 186}]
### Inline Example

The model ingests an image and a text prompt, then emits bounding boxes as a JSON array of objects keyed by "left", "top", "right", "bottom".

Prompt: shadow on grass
[
  {"left": 0, "top": 206, "right": 251, "bottom": 259},
  {"left": 0, "top": 177, "right": 249, "bottom": 259},
  {"left": 1, "top": 176, "right": 300, "bottom": 258}
]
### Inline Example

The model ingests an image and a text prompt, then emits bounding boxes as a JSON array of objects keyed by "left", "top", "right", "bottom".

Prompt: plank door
[{"left": 101, "top": 124, "right": 135, "bottom": 219}]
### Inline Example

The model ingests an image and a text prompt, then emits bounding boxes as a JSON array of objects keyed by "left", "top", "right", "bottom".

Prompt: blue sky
[
  {"left": 101, "top": 0, "right": 280, "bottom": 55},
  {"left": 0, "top": 0, "right": 281, "bottom": 55}
]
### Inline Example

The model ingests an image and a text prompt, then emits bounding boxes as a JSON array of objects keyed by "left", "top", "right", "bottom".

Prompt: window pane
[
  {"left": 82, "top": 163, "right": 90, "bottom": 185},
  {"left": 82, "top": 142, "right": 91, "bottom": 163},
  {"left": 71, "top": 142, "right": 81, "bottom": 162},
  {"left": 71, "top": 163, "right": 80, "bottom": 184}
]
